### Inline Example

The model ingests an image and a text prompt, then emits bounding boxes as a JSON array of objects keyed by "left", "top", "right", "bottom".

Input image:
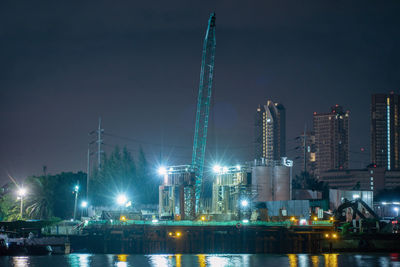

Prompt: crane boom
[{"left": 191, "top": 13, "right": 216, "bottom": 209}]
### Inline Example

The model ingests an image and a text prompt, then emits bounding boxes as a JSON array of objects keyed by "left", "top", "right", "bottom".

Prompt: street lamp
[
  {"left": 73, "top": 184, "right": 79, "bottom": 221},
  {"left": 394, "top": 207, "right": 399, "bottom": 217},
  {"left": 17, "top": 187, "right": 27, "bottom": 219}
]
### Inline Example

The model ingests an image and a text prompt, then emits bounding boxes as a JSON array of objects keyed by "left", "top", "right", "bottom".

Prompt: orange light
[
  {"left": 290, "top": 217, "right": 295, "bottom": 221},
  {"left": 176, "top": 232, "right": 181, "bottom": 237},
  {"left": 201, "top": 216, "right": 206, "bottom": 221},
  {"left": 313, "top": 217, "right": 317, "bottom": 221},
  {"left": 168, "top": 232, "right": 173, "bottom": 236},
  {"left": 120, "top": 216, "right": 126, "bottom": 221},
  {"left": 332, "top": 233, "right": 337, "bottom": 239},
  {"left": 325, "top": 234, "right": 329, "bottom": 238}
]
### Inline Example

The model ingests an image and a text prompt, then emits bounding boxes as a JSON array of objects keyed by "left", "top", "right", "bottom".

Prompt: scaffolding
[
  {"left": 158, "top": 165, "right": 196, "bottom": 220},
  {"left": 211, "top": 165, "right": 256, "bottom": 220}
]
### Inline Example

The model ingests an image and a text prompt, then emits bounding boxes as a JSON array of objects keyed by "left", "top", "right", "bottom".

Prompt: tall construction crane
[{"left": 191, "top": 13, "right": 216, "bottom": 209}]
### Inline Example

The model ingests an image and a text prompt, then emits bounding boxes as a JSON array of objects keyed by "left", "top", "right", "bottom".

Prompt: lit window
[{"left": 370, "top": 187, "right": 373, "bottom": 190}]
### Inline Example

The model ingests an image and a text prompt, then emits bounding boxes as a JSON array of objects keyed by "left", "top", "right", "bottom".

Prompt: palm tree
[{"left": 25, "top": 177, "right": 55, "bottom": 220}]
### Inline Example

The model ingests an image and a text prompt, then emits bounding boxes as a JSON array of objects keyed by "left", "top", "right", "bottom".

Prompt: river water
[{"left": 1, "top": 253, "right": 400, "bottom": 267}]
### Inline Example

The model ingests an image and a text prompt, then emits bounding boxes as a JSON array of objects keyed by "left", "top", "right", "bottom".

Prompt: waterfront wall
[{"left": 70, "top": 224, "right": 326, "bottom": 254}]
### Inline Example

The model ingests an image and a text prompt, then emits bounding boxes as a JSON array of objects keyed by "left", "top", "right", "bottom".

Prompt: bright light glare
[
  {"left": 222, "top": 166, "right": 228, "bottom": 173},
  {"left": 394, "top": 207, "right": 399, "bottom": 212},
  {"left": 116, "top": 194, "right": 128, "bottom": 205},
  {"left": 241, "top": 200, "right": 249, "bottom": 207},
  {"left": 242, "top": 219, "right": 249, "bottom": 223},
  {"left": 158, "top": 166, "right": 167, "bottom": 175},
  {"left": 353, "top": 194, "right": 360, "bottom": 199},
  {"left": 18, "top": 188, "right": 27, "bottom": 197},
  {"left": 152, "top": 219, "right": 159, "bottom": 223},
  {"left": 74, "top": 185, "right": 79, "bottom": 192},
  {"left": 81, "top": 201, "right": 88, "bottom": 208},
  {"left": 236, "top": 165, "right": 241, "bottom": 171},
  {"left": 212, "top": 165, "right": 221, "bottom": 173},
  {"left": 300, "top": 219, "right": 307, "bottom": 225}
]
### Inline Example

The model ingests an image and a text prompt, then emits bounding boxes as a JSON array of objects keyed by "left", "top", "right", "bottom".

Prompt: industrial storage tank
[
  {"left": 252, "top": 166, "right": 273, "bottom": 202},
  {"left": 252, "top": 158, "right": 292, "bottom": 202},
  {"left": 273, "top": 165, "right": 291, "bottom": 201}
]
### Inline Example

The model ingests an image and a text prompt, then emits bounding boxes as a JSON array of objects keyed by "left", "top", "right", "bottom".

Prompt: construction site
[{"left": 9, "top": 12, "right": 397, "bottom": 254}]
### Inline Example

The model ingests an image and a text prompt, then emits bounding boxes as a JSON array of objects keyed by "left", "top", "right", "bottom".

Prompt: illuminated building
[
  {"left": 313, "top": 105, "right": 349, "bottom": 177},
  {"left": 254, "top": 100, "right": 286, "bottom": 162},
  {"left": 371, "top": 92, "right": 400, "bottom": 170}
]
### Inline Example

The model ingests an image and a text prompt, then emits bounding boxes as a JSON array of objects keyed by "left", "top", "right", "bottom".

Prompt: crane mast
[{"left": 191, "top": 13, "right": 216, "bottom": 209}]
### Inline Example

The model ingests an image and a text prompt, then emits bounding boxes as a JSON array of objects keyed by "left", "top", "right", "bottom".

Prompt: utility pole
[
  {"left": 86, "top": 118, "right": 102, "bottom": 207},
  {"left": 96, "top": 117, "right": 104, "bottom": 170},
  {"left": 303, "top": 124, "right": 307, "bottom": 173},
  {"left": 86, "top": 147, "right": 90, "bottom": 200}
]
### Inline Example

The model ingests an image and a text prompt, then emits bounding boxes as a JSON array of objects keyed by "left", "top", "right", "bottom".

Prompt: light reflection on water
[
  {"left": 1, "top": 253, "right": 400, "bottom": 267},
  {"left": 12, "top": 256, "right": 29, "bottom": 267}
]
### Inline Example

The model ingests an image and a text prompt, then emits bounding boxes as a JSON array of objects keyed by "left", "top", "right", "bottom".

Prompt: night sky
[{"left": 1, "top": 1, "right": 400, "bottom": 185}]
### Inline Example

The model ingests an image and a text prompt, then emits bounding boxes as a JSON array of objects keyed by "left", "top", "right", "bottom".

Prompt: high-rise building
[
  {"left": 298, "top": 131, "right": 316, "bottom": 175},
  {"left": 313, "top": 105, "right": 349, "bottom": 177},
  {"left": 371, "top": 92, "right": 400, "bottom": 170},
  {"left": 254, "top": 100, "right": 286, "bottom": 161}
]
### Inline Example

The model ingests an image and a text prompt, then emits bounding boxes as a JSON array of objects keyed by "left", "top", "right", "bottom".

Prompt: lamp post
[
  {"left": 18, "top": 188, "right": 27, "bottom": 219},
  {"left": 81, "top": 201, "right": 88, "bottom": 218},
  {"left": 73, "top": 184, "right": 79, "bottom": 221}
]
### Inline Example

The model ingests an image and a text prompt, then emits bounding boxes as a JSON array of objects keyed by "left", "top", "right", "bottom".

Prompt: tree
[
  {"left": 0, "top": 184, "right": 20, "bottom": 221},
  {"left": 137, "top": 147, "right": 158, "bottom": 204},
  {"left": 24, "top": 176, "right": 55, "bottom": 220},
  {"left": 292, "top": 171, "right": 329, "bottom": 198},
  {"left": 90, "top": 146, "right": 137, "bottom": 206},
  {"left": 24, "top": 172, "right": 87, "bottom": 220},
  {"left": 89, "top": 146, "right": 159, "bottom": 206}
]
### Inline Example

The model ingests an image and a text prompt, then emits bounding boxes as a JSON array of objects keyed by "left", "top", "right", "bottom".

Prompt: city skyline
[
  {"left": 1, "top": 1, "right": 400, "bottom": 184},
  {"left": 371, "top": 92, "right": 400, "bottom": 170}
]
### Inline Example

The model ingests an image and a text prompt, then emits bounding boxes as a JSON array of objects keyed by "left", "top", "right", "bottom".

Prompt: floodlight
[
  {"left": 81, "top": 201, "right": 88, "bottom": 208},
  {"left": 241, "top": 199, "right": 249, "bottom": 207},
  {"left": 212, "top": 165, "right": 221, "bottom": 173},
  {"left": 158, "top": 166, "right": 167, "bottom": 175},
  {"left": 222, "top": 166, "right": 228, "bottom": 173},
  {"left": 116, "top": 194, "right": 128, "bottom": 206}
]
